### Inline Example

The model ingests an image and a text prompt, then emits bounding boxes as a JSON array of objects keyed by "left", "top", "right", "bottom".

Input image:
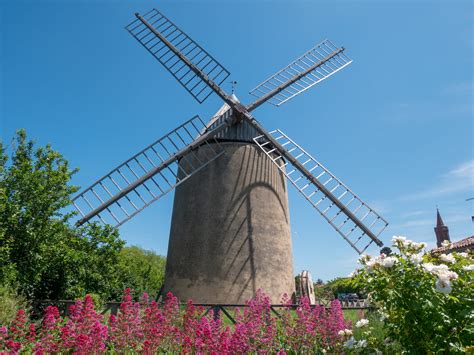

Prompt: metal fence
[{"left": 32, "top": 299, "right": 370, "bottom": 323}]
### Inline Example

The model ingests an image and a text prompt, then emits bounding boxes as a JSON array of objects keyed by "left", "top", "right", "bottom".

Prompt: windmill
[{"left": 72, "top": 8, "right": 389, "bottom": 303}]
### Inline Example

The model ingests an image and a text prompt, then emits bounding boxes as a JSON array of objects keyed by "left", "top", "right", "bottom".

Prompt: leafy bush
[
  {"left": 325, "top": 277, "right": 364, "bottom": 299},
  {"left": 116, "top": 246, "right": 166, "bottom": 299},
  {"left": 348, "top": 237, "right": 473, "bottom": 353},
  {"left": 0, "top": 284, "right": 29, "bottom": 326}
]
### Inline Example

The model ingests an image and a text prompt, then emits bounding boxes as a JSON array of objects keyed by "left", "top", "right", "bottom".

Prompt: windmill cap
[
  {"left": 230, "top": 93, "right": 240, "bottom": 103},
  {"left": 205, "top": 96, "right": 259, "bottom": 142}
]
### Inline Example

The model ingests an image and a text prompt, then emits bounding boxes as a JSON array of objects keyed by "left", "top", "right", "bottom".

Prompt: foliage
[
  {"left": 349, "top": 236, "right": 474, "bottom": 353},
  {"left": 0, "top": 284, "right": 29, "bottom": 326},
  {"left": 0, "top": 290, "right": 351, "bottom": 353},
  {"left": 116, "top": 246, "right": 166, "bottom": 299},
  {"left": 0, "top": 130, "right": 123, "bottom": 300},
  {"left": 325, "top": 277, "right": 363, "bottom": 299},
  {"left": 380, "top": 246, "right": 392, "bottom": 256}
]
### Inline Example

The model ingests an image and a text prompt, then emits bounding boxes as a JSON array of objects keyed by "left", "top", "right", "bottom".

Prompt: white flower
[
  {"left": 381, "top": 256, "right": 398, "bottom": 268},
  {"left": 437, "top": 270, "right": 458, "bottom": 283},
  {"left": 433, "top": 264, "right": 449, "bottom": 272},
  {"left": 458, "top": 252, "right": 469, "bottom": 258},
  {"left": 441, "top": 240, "right": 451, "bottom": 247},
  {"left": 366, "top": 258, "right": 379, "bottom": 269},
  {"left": 358, "top": 254, "right": 371, "bottom": 265},
  {"left": 355, "top": 318, "right": 369, "bottom": 328},
  {"left": 435, "top": 278, "right": 452, "bottom": 294},
  {"left": 462, "top": 264, "right": 474, "bottom": 271},
  {"left": 439, "top": 253, "right": 455, "bottom": 264},
  {"left": 344, "top": 337, "right": 356, "bottom": 349},
  {"left": 413, "top": 241, "right": 427, "bottom": 250},
  {"left": 422, "top": 263, "right": 448, "bottom": 274},
  {"left": 355, "top": 339, "right": 368, "bottom": 348},
  {"left": 392, "top": 235, "right": 406, "bottom": 244},
  {"left": 422, "top": 263, "right": 435, "bottom": 272},
  {"left": 410, "top": 253, "right": 423, "bottom": 265},
  {"left": 338, "top": 329, "right": 353, "bottom": 337}
]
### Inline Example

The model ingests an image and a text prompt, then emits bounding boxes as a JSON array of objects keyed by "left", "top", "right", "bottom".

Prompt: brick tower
[{"left": 434, "top": 208, "right": 451, "bottom": 247}]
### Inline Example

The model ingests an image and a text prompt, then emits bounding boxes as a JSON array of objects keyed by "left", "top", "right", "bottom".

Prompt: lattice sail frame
[
  {"left": 126, "top": 9, "right": 230, "bottom": 104},
  {"left": 72, "top": 7, "right": 389, "bottom": 251},
  {"left": 248, "top": 40, "right": 352, "bottom": 108},
  {"left": 253, "top": 129, "right": 388, "bottom": 254},
  {"left": 73, "top": 115, "right": 230, "bottom": 227}
]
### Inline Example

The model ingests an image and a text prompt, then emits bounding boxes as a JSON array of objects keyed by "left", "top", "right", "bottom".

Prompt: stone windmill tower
[{"left": 72, "top": 8, "right": 389, "bottom": 303}]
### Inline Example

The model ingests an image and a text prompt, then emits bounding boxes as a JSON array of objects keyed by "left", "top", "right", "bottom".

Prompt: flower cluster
[
  {"left": 350, "top": 235, "right": 473, "bottom": 353},
  {"left": 421, "top": 263, "right": 459, "bottom": 294},
  {"left": 0, "top": 289, "right": 351, "bottom": 353},
  {"left": 357, "top": 253, "right": 398, "bottom": 270}
]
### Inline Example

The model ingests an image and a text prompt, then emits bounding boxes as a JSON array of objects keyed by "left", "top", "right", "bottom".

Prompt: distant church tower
[{"left": 434, "top": 208, "right": 451, "bottom": 247}]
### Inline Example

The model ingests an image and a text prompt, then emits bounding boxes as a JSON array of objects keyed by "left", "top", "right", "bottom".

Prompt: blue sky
[{"left": 1, "top": 0, "right": 472, "bottom": 281}]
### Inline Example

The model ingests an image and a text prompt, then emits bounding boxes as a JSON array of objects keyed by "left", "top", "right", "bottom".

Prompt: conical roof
[
  {"left": 436, "top": 208, "right": 445, "bottom": 227},
  {"left": 206, "top": 94, "right": 260, "bottom": 143}
]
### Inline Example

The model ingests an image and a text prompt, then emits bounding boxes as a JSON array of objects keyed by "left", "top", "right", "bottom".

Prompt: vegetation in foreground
[
  {"left": 0, "top": 130, "right": 166, "bottom": 305},
  {"left": 1, "top": 289, "right": 353, "bottom": 353},
  {"left": 351, "top": 237, "right": 473, "bottom": 353}
]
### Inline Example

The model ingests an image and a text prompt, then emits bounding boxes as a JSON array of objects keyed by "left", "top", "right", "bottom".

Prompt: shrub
[
  {"left": 0, "top": 284, "right": 29, "bottom": 326},
  {"left": 348, "top": 237, "right": 473, "bottom": 353}
]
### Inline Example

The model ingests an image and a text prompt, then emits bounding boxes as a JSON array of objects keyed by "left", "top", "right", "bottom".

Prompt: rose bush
[{"left": 348, "top": 236, "right": 473, "bottom": 353}]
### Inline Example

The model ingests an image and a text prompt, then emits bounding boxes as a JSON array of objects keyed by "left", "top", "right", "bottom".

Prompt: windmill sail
[
  {"left": 247, "top": 40, "right": 352, "bottom": 111},
  {"left": 126, "top": 9, "right": 231, "bottom": 104},
  {"left": 73, "top": 114, "right": 231, "bottom": 227},
  {"left": 252, "top": 128, "right": 387, "bottom": 254}
]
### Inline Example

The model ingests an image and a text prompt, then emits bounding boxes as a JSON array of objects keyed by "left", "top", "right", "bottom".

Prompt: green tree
[
  {"left": 117, "top": 246, "right": 166, "bottom": 298},
  {"left": 0, "top": 130, "right": 124, "bottom": 300},
  {"left": 325, "top": 277, "right": 363, "bottom": 298}
]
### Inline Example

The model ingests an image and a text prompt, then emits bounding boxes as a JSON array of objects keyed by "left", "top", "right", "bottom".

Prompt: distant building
[
  {"left": 431, "top": 209, "right": 474, "bottom": 254},
  {"left": 434, "top": 209, "right": 450, "bottom": 248}
]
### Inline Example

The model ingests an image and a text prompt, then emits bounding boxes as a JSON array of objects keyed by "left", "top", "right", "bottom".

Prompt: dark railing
[{"left": 31, "top": 299, "right": 369, "bottom": 323}]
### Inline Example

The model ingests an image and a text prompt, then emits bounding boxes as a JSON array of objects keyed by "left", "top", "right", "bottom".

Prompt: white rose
[
  {"left": 410, "top": 253, "right": 423, "bottom": 265},
  {"left": 422, "top": 263, "right": 435, "bottom": 272},
  {"left": 392, "top": 235, "right": 406, "bottom": 244},
  {"left": 437, "top": 270, "right": 458, "bottom": 283},
  {"left": 424, "top": 263, "right": 448, "bottom": 274},
  {"left": 439, "top": 254, "right": 455, "bottom": 264},
  {"left": 462, "top": 264, "right": 474, "bottom": 271},
  {"left": 365, "top": 258, "right": 380, "bottom": 270},
  {"left": 457, "top": 252, "right": 469, "bottom": 258},
  {"left": 435, "top": 278, "right": 452, "bottom": 294},
  {"left": 381, "top": 256, "right": 398, "bottom": 268},
  {"left": 355, "top": 318, "right": 369, "bottom": 328},
  {"left": 441, "top": 240, "right": 451, "bottom": 247}
]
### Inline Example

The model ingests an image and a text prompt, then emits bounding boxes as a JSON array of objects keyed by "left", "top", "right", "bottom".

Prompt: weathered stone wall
[{"left": 163, "top": 142, "right": 294, "bottom": 304}]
